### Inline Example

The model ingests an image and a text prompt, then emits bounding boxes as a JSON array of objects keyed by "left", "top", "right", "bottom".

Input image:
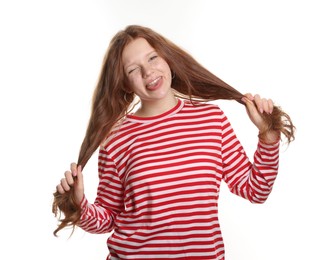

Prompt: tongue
[{"left": 147, "top": 78, "right": 160, "bottom": 90}]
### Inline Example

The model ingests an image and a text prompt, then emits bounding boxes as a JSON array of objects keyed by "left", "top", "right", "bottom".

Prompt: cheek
[
  {"left": 127, "top": 77, "right": 143, "bottom": 90},
  {"left": 163, "top": 62, "right": 172, "bottom": 77},
  {"left": 164, "top": 66, "right": 172, "bottom": 81}
]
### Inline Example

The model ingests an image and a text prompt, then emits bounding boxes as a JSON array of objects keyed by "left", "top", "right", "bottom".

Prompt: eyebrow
[{"left": 124, "top": 50, "right": 157, "bottom": 70}]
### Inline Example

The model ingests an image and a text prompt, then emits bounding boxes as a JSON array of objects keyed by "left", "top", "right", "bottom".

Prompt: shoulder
[{"left": 100, "top": 117, "right": 134, "bottom": 149}]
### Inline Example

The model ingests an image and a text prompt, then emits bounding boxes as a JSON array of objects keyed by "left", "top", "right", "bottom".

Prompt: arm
[
  {"left": 78, "top": 146, "right": 124, "bottom": 234},
  {"left": 222, "top": 126, "right": 279, "bottom": 203},
  {"left": 221, "top": 94, "right": 280, "bottom": 203}
]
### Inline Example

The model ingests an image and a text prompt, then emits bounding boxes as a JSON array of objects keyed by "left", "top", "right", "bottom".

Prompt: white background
[{"left": 0, "top": 0, "right": 321, "bottom": 259}]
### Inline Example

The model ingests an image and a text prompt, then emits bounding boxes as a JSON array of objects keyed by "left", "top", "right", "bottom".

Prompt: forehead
[{"left": 122, "top": 38, "right": 155, "bottom": 66}]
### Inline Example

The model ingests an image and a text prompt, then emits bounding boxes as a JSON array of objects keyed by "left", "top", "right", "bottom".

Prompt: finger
[
  {"left": 243, "top": 96, "right": 258, "bottom": 115},
  {"left": 78, "top": 165, "right": 82, "bottom": 175},
  {"left": 64, "top": 170, "right": 74, "bottom": 185},
  {"left": 254, "top": 94, "right": 263, "bottom": 113},
  {"left": 243, "top": 93, "right": 254, "bottom": 101},
  {"left": 268, "top": 98, "right": 274, "bottom": 114},
  {"left": 262, "top": 98, "right": 269, "bottom": 113},
  {"left": 70, "top": 162, "right": 78, "bottom": 177},
  {"left": 56, "top": 184, "right": 65, "bottom": 194},
  {"left": 73, "top": 165, "right": 85, "bottom": 204},
  {"left": 60, "top": 177, "right": 71, "bottom": 191},
  {"left": 76, "top": 165, "right": 84, "bottom": 188}
]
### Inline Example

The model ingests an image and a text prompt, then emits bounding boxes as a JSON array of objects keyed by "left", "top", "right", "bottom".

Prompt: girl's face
[{"left": 122, "top": 38, "right": 173, "bottom": 106}]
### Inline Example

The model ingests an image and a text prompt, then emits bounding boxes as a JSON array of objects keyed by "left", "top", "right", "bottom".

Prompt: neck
[{"left": 135, "top": 94, "right": 178, "bottom": 117}]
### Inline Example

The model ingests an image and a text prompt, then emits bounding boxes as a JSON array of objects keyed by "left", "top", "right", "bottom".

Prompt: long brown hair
[{"left": 52, "top": 25, "right": 295, "bottom": 236}]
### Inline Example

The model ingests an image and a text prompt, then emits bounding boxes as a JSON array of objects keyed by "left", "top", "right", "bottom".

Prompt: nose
[{"left": 142, "top": 63, "right": 153, "bottom": 78}]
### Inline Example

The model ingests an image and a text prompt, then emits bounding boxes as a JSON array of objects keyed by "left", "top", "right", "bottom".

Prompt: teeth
[{"left": 147, "top": 77, "right": 159, "bottom": 86}]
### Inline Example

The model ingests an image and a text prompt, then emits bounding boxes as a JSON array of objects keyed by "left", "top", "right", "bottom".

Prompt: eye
[
  {"left": 149, "top": 55, "right": 158, "bottom": 62},
  {"left": 128, "top": 66, "right": 139, "bottom": 75}
]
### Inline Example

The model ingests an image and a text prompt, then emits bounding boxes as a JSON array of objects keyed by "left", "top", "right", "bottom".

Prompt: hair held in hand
[{"left": 52, "top": 25, "right": 295, "bottom": 236}]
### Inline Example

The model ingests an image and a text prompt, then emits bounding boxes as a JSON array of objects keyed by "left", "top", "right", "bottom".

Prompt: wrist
[{"left": 258, "top": 130, "right": 280, "bottom": 144}]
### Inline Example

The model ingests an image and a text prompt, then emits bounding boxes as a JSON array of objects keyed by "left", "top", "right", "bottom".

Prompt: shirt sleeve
[
  {"left": 78, "top": 146, "right": 124, "bottom": 234},
  {"left": 221, "top": 110, "right": 280, "bottom": 204}
]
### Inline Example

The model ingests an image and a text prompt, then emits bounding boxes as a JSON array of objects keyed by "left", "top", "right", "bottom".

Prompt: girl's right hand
[{"left": 56, "top": 162, "right": 84, "bottom": 205}]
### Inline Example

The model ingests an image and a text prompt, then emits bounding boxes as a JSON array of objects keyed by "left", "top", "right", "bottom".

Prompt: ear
[
  {"left": 123, "top": 80, "right": 136, "bottom": 94},
  {"left": 171, "top": 70, "right": 176, "bottom": 79},
  {"left": 123, "top": 91, "right": 135, "bottom": 103}
]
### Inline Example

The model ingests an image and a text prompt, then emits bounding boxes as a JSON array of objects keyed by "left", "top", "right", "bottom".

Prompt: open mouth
[{"left": 146, "top": 77, "right": 161, "bottom": 90}]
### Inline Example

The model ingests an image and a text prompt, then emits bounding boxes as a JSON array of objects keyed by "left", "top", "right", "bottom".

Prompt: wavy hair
[{"left": 52, "top": 25, "right": 295, "bottom": 236}]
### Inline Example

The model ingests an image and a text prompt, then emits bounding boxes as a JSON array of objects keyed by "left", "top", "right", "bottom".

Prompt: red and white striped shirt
[{"left": 79, "top": 99, "right": 279, "bottom": 260}]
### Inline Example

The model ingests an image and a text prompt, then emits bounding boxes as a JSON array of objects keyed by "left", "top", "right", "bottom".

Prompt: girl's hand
[
  {"left": 56, "top": 163, "right": 84, "bottom": 205},
  {"left": 241, "top": 93, "right": 280, "bottom": 144}
]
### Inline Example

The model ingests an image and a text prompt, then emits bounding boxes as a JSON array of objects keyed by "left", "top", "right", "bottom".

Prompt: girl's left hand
[
  {"left": 241, "top": 93, "right": 273, "bottom": 130},
  {"left": 241, "top": 93, "right": 279, "bottom": 143}
]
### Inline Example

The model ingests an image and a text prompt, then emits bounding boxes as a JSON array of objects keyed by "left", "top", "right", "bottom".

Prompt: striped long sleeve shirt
[{"left": 78, "top": 99, "right": 280, "bottom": 260}]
